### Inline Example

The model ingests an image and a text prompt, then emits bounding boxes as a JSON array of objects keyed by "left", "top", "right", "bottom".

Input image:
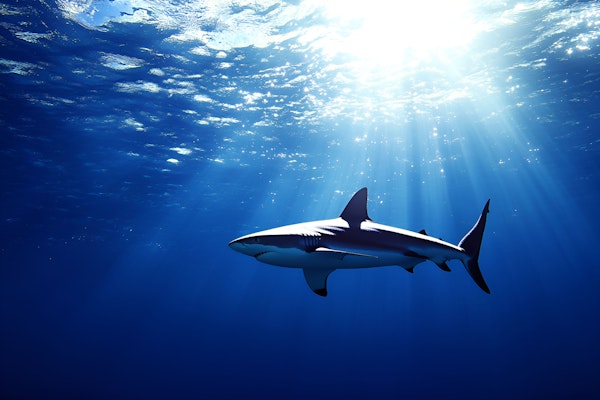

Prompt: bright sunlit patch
[
  {"left": 314, "top": 0, "right": 481, "bottom": 69},
  {"left": 0, "top": 58, "right": 38, "bottom": 75},
  {"left": 193, "top": 94, "right": 214, "bottom": 103},
  {"left": 100, "top": 53, "right": 144, "bottom": 70},
  {"left": 170, "top": 147, "right": 192, "bottom": 156}
]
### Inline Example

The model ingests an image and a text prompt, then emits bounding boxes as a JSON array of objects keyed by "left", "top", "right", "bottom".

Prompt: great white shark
[{"left": 229, "top": 188, "right": 490, "bottom": 296}]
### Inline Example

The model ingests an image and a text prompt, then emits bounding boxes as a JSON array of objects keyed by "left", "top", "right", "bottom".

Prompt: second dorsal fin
[{"left": 340, "top": 187, "right": 370, "bottom": 227}]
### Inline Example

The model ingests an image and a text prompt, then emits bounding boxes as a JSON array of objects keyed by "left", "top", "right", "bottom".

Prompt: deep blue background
[{"left": 1, "top": 1, "right": 599, "bottom": 399}]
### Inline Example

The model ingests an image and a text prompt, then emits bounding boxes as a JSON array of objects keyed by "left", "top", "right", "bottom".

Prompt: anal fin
[
  {"left": 399, "top": 258, "right": 425, "bottom": 273},
  {"left": 435, "top": 261, "right": 451, "bottom": 272}
]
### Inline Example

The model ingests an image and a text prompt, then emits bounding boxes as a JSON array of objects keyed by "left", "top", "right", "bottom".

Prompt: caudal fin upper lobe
[{"left": 458, "top": 200, "right": 491, "bottom": 294}]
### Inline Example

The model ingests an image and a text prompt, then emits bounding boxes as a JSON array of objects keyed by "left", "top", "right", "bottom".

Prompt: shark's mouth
[{"left": 253, "top": 251, "right": 269, "bottom": 259}]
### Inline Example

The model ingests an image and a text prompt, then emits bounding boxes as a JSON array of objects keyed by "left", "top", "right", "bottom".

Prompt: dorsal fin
[
  {"left": 340, "top": 187, "right": 370, "bottom": 227},
  {"left": 419, "top": 229, "right": 428, "bottom": 235}
]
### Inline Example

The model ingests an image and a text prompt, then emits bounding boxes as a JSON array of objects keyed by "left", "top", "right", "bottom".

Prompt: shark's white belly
[{"left": 255, "top": 248, "right": 422, "bottom": 270}]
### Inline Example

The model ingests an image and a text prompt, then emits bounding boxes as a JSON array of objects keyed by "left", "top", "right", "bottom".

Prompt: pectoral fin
[
  {"left": 303, "top": 268, "right": 336, "bottom": 297},
  {"left": 313, "top": 247, "right": 378, "bottom": 260}
]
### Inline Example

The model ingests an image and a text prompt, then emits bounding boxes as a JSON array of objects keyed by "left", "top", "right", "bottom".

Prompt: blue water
[{"left": 1, "top": 1, "right": 599, "bottom": 398}]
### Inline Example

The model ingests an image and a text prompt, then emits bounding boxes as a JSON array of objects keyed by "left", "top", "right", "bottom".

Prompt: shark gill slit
[{"left": 303, "top": 234, "right": 320, "bottom": 251}]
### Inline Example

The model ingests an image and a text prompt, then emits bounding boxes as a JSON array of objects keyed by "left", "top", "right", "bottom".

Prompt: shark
[{"left": 229, "top": 188, "right": 490, "bottom": 296}]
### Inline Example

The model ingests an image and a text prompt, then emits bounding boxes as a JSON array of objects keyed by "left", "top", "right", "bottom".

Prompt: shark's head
[
  {"left": 229, "top": 223, "right": 337, "bottom": 262},
  {"left": 228, "top": 231, "right": 311, "bottom": 263}
]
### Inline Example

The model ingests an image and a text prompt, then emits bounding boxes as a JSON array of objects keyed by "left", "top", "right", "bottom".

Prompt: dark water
[{"left": 1, "top": 1, "right": 599, "bottom": 398}]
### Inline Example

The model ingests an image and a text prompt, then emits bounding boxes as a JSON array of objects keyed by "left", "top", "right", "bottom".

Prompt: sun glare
[{"left": 315, "top": 0, "right": 481, "bottom": 71}]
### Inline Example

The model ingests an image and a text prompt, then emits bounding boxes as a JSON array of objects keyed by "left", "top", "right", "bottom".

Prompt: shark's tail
[{"left": 458, "top": 200, "right": 491, "bottom": 294}]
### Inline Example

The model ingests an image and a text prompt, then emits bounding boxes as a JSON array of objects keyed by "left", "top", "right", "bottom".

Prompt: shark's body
[{"left": 229, "top": 188, "right": 490, "bottom": 296}]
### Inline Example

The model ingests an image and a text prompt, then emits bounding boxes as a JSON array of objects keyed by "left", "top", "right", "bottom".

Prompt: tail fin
[{"left": 458, "top": 200, "right": 491, "bottom": 294}]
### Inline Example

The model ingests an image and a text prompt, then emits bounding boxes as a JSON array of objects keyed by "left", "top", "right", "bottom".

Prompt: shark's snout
[
  {"left": 228, "top": 237, "right": 245, "bottom": 252},
  {"left": 229, "top": 236, "right": 264, "bottom": 257}
]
